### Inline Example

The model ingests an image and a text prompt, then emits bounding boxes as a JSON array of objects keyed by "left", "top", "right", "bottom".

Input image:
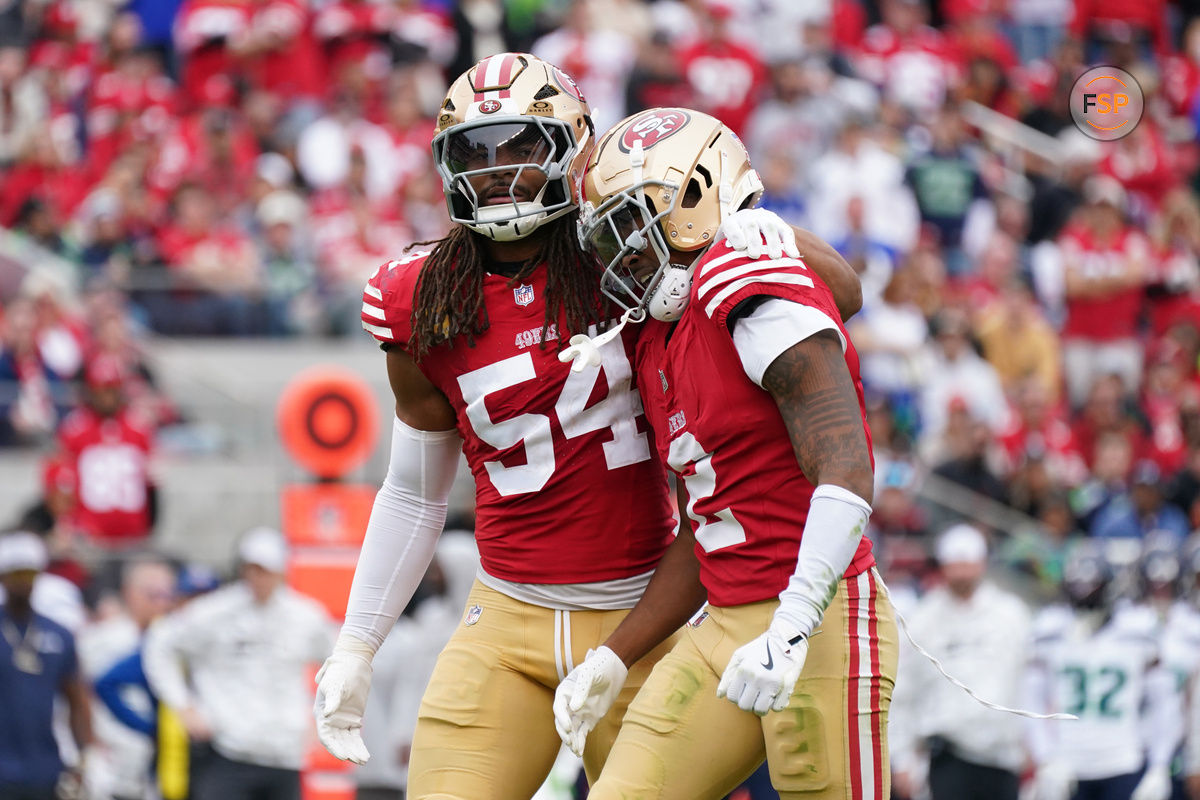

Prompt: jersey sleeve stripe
[
  {"left": 362, "top": 301, "right": 387, "bottom": 320},
  {"left": 362, "top": 320, "right": 395, "bottom": 341},
  {"left": 696, "top": 248, "right": 747, "bottom": 278},
  {"left": 704, "top": 273, "right": 815, "bottom": 318},
  {"left": 364, "top": 283, "right": 384, "bottom": 301},
  {"left": 695, "top": 258, "right": 810, "bottom": 301}
]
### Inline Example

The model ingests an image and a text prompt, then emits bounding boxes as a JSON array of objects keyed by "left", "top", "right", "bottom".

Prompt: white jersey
[
  {"left": 77, "top": 615, "right": 154, "bottom": 799},
  {"left": 1027, "top": 604, "right": 1161, "bottom": 779}
]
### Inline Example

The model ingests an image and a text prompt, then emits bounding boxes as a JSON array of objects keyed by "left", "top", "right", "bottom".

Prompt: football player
[
  {"left": 554, "top": 107, "right": 897, "bottom": 800},
  {"left": 1026, "top": 541, "right": 1179, "bottom": 800},
  {"left": 312, "top": 56, "right": 864, "bottom": 799}
]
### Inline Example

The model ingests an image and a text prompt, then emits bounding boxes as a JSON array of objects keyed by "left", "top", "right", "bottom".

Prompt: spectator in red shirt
[
  {"left": 57, "top": 355, "right": 155, "bottom": 550},
  {"left": 854, "top": 0, "right": 959, "bottom": 115},
  {"left": 1057, "top": 176, "right": 1149, "bottom": 408},
  {"left": 173, "top": 0, "right": 247, "bottom": 110},
  {"left": 674, "top": 0, "right": 767, "bottom": 136},
  {"left": 1071, "top": 0, "right": 1171, "bottom": 59}
]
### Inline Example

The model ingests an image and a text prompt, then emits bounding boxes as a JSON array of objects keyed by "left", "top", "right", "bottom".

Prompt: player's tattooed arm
[
  {"left": 603, "top": 486, "right": 706, "bottom": 667},
  {"left": 790, "top": 226, "right": 863, "bottom": 322},
  {"left": 762, "top": 330, "right": 873, "bottom": 503},
  {"left": 386, "top": 349, "right": 457, "bottom": 431}
]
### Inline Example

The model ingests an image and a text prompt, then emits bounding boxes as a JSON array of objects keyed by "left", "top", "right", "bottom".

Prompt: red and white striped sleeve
[
  {"left": 360, "top": 252, "right": 427, "bottom": 349},
  {"left": 691, "top": 241, "right": 840, "bottom": 331}
]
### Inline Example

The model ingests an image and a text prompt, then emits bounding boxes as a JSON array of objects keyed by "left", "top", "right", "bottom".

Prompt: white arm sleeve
[
  {"left": 1144, "top": 663, "right": 1183, "bottom": 768},
  {"left": 340, "top": 416, "right": 462, "bottom": 654},
  {"left": 773, "top": 484, "right": 871, "bottom": 638},
  {"left": 731, "top": 297, "right": 845, "bottom": 387}
]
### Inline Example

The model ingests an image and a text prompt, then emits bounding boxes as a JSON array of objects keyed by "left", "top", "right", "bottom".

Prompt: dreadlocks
[{"left": 409, "top": 212, "right": 607, "bottom": 359}]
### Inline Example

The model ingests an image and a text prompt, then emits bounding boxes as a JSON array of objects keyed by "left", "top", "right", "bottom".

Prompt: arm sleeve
[
  {"left": 731, "top": 297, "right": 845, "bottom": 387},
  {"left": 773, "top": 484, "right": 872, "bottom": 638},
  {"left": 94, "top": 653, "right": 156, "bottom": 736},
  {"left": 1144, "top": 662, "right": 1182, "bottom": 768},
  {"left": 340, "top": 416, "right": 462, "bottom": 654}
]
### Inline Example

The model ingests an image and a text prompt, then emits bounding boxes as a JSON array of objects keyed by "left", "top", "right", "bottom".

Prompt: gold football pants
[
  {"left": 406, "top": 580, "right": 677, "bottom": 800},
  {"left": 589, "top": 569, "right": 898, "bottom": 800}
]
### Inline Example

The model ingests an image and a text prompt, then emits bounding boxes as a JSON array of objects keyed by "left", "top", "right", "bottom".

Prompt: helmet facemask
[
  {"left": 578, "top": 176, "right": 686, "bottom": 322},
  {"left": 433, "top": 115, "right": 584, "bottom": 242}
]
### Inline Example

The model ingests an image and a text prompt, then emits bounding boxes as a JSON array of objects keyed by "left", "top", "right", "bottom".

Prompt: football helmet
[
  {"left": 1062, "top": 540, "right": 1114, "bottom": 610},
  {"left": 1139, "top": 537, "right": 1181, "bottom": 601},
  {"left": 577, "top": 108, "right": 763, "bottom": 322},
  {"left": 432, "top": 53, "right": 593, "bottom": 242}
]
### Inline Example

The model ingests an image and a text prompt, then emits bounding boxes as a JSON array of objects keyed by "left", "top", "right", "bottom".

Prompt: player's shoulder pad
[
  {"left": 361, "top": 251, "right": 431, "bottom": 347},
  {"left": 690, "top": 239, "right": 828, "bottom": 326},
  {"left": 1112, "top": 603, "right": 1161, "bottom": 642},
  {"left": 1031, "top": 604, "right": 1073, "bottom": 642}
]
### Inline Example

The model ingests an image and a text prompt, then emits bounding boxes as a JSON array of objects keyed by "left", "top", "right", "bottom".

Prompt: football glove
[
  {"left": 718, "top": 208, "right": 800, "bottom": 261},
  {"left": 716, "top": 619, "right": 808, "bottom": 716},
  {"left": 1131, "top": 764, "right": 1172, "bottom": 800},
  {"left": 552, "top": 646, "right": 629, "bottom": 757},
  {"left": 1032, "top": 760, "right": 1076, "bottom": 800},
  {"left": 314, "top": 632, "right": 374, "bottom": 765}
]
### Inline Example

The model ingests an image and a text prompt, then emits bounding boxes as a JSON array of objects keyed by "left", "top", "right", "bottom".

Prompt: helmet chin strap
[{"left": 558, "top": 306, "right": 645, "bottom": 373}]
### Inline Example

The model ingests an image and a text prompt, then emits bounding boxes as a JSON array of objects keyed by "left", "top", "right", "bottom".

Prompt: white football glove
[
  {"left": 718, "top": 208, "right": 800, "bottom": 261},
  {"left": 1131, "top": 765, "right": 1172, "bottom": 800},
  {"left": 552, "top": 646, "right": 629, "bottom": 757},
  {"left": 716, "top": 620, "right": 808, "bottom": 716},
  {"left": 1032, "top": 760, "right": 1076, "bottom": 800},
  {"left": 314, "top": 632, "right": 374, "bottom": 765}
]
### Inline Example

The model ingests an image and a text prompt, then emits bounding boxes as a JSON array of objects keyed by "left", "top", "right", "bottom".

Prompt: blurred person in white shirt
[
  {"left": 77, "top": 557, "right": 176, "bottom": 800},
  {"left": 143, "top": 528, "right": 334, "bottom": 800},
  {"left": 890, "top": 524, "right": 1031, "bottom": 800}
]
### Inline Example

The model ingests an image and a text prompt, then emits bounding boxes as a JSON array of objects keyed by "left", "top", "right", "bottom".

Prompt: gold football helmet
[
  {"left": 432, "top": 53, "right": 594, "bottom": 242},
  {"left": 577, "top": 108, "right": 763, "bottom": 321}
]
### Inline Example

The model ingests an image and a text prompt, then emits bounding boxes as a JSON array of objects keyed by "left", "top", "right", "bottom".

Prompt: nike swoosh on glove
[
  {"left": 314, "top": 635, "right": 374, "bottom": 765},
  {"left": 716, "top": 621, "right": 808, "bottom": 716},
  {"left": 553, "top": 646, "right": 629, "bottom": 757},
  {"left": 718, "top": 208, "right": 800, "bottom": 261}
]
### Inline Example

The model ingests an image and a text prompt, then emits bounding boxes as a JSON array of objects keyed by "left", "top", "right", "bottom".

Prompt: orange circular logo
[
  {"left": 1070, "top": 66, "right": 1144, "bottom": 141},
  {"left": 277, "top": 367, "right": 379, "bottom": 480}
]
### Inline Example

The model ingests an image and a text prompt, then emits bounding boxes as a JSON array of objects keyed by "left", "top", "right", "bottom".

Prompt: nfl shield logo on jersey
[
  {"left": 465, "top": 604, "right": 483, "bottom": 626},
  {"left": 514, "top": 284, "right": 535, "bottom": 307}
]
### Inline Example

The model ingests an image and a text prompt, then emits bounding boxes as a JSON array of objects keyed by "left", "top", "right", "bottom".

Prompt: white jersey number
[
  {"left": 457, "top": 332, "right": 650, "bottom": 496},
  {"left": 667, "top": 432, "right": 747, "bottom": 552},
  {"left": 78, "top": 443, "right": 146, "bottom": 513}
]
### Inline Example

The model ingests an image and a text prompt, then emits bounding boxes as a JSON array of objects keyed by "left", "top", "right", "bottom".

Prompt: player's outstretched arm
[
  {"left": 718, "top": 330, "right": 873, "bottom": 714},
  {"left": 792, "top": 226, "right": 863, "bottom": 323},
  {"left": 554, "top": 489, "right": 706, "bottom": 756},
  {"left": 315, "top": 349, "right": 461, "bottom": 764}
]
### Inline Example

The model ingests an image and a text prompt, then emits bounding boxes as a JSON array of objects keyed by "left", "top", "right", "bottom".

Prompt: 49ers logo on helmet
[
  {"left": 553, "top": 67, "right": 587, "bottom": 103},
  {"left": 618, "top": 110, "right": 689, "bottom": 153},
  {"left": 479, "top": 99, "right": 502, "bottom": 114}
]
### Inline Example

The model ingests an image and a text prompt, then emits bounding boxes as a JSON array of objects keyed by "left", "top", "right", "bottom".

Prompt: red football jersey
[
  {"left": 634, "top": 242, "right": 875, "bottom": 608},
  {"left": 1059, "top": 224, "right": 1147, "bottom": 341},
  {"left": 362, "top": 254, "right": 673, "bottom": 584},
  {"left": 57, "top": 408, "right": 153, "bottom": 543}
]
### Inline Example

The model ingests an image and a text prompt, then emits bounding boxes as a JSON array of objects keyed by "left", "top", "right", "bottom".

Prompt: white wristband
[{"left": 774, "top": 484, "right": 871, "bottom": 638}]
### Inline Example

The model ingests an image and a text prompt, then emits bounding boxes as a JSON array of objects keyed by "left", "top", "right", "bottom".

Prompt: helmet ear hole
[{"left": 681, "top": 178, "right": 704, "bottom": 209}]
